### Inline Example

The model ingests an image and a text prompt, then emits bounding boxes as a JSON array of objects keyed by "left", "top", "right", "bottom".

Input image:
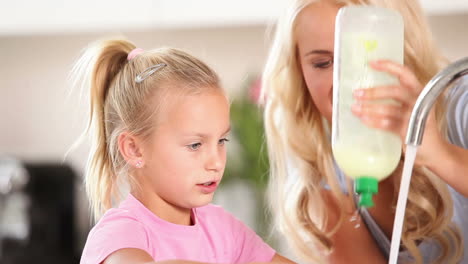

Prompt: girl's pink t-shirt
[{"left": 80, "top": 194, "right": 275, "bottom": 264}]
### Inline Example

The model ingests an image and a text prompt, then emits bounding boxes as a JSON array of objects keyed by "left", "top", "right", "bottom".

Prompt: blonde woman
[
  {"left": 72, "top": 39, "right": 294, "bottom": 264},
  {"left": 262, "top": 0, "right": 468, "bottom": 263}
]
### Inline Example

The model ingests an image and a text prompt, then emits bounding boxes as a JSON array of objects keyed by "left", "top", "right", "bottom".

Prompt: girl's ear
[{"left": 118, "top": 132, "right": 144, "bottom": 168}]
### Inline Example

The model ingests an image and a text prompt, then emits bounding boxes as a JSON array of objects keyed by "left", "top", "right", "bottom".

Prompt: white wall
[
  {"left": 429, "top": 14, "right": 468, "bottom": 61},
  {"left": 1, "top": 0, "right": 467, "bottom": 35}
]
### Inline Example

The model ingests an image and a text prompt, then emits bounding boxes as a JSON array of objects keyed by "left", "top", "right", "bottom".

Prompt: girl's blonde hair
[
  {"left": 70, "top": 39, "right": 221, "bottom": 221},
  {"left": 262, "top": 0, "right": 462, "bottom": 263}
]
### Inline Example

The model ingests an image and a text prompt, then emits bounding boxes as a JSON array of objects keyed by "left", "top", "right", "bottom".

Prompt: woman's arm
[
  {"left": 421, "top": 135, "right": 468, "bottom": 196},
  {"left": 322, "top": 191, "right": 387, "bottom": 264},
  {"left": 422, "top": 80, "right": 468, "bottom": 196}
]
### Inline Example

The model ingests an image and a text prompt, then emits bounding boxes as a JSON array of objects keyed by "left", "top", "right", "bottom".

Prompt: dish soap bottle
[{"left": 332, "top": 6, "right": 404, "bottom": 207}]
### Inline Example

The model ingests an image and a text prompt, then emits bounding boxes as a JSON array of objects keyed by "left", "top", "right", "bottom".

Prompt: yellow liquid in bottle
[
  {"left": 333, "top": 32, "right": 403, "bottom": 180},
  {"left": 333, "top": 141, "right": 401, "bottom": 180}
]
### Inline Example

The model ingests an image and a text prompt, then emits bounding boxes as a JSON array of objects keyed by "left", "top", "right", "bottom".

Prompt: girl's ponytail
[{"left": 71, "top": 39, "right": 135, "bottom": 220}]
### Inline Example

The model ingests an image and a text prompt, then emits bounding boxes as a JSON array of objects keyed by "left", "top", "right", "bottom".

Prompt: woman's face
[{"left": 296, "top": 1, "right": 340, "bottom": 122}]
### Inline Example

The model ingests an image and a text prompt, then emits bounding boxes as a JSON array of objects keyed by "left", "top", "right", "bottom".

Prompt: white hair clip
[{"left": 135, "top": 63, "right": 167, "bottom": 83}]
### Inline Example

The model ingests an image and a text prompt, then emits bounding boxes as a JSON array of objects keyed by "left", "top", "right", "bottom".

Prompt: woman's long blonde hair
[
  {"left": 262, "top": 0, "right": 462, "bottom": 263},
  {"left": 70, "top": 39, "right": 221, "bottom": 221}
]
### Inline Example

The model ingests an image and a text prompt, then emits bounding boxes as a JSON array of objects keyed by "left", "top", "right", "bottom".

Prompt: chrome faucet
[{"left": 406, "top": 57, "right": 468, "bottom": 146}]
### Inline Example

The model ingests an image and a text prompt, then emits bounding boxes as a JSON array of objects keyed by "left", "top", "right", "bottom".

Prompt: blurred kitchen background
[{"left": 0, "top": 0, "right": 467, "bottom": 263}]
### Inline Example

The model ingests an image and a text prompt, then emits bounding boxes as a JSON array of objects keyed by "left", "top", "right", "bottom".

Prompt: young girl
[
  {"left": 73, "top": 39, "right": 294, "bottom": 264},
  {"left": 262, "top": 0, "right": 468, "bottom": 263}
]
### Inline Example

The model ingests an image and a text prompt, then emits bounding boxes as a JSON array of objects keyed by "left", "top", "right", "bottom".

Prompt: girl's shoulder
[
  {"left": 81, "top": 207, "right": 149, "bottom": 264},
  {"left": 97, "top": 206, "right": 142, "bottom": 225},
  {"left": 87, "top": 206, "right": 148, "bottom": 243}
]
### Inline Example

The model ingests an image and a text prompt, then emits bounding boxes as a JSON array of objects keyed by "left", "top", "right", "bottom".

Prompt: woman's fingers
[
  {"left": 360, "top": 116, "right": 401, "bottom": 136},
  {"left": 351, "top": 102, "right": 407, "bottom": 135},
  {"left": 353, "top": 85, "right": 415, "bottom": 106},
  {"left": 369, "top": 60, "right": 422, "bottom": 94},
  {"left": 352, "top": 102, "right": 405, "bottom": 119},
  {"left": 348, "top": 60, "right": 428, "bottom": 141},
  {"left": 353, "top": 60, "right": 423, "bottom": 108}
]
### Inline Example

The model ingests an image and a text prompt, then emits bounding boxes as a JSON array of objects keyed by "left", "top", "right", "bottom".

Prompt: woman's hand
[
  {"left": 351, "top": 60, "right": 468, "bottom": 196},
  {"left": 350, "top": 59, "right": 444, "bottom": 166}
]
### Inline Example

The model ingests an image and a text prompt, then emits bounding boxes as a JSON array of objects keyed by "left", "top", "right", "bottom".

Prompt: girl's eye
[
  {"left": 313, "top": 59, "right": 333, "bottom": 69},
  {"left": 188, "top": 143, "right": 202, "bottom": 151},
  {"left": 218, "top": 138, "right": 229, "bottom": 145}
]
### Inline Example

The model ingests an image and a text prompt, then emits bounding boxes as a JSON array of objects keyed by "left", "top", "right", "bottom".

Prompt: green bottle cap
[{"left": 355, "top": 177, "right": 378, "bottom": 208}]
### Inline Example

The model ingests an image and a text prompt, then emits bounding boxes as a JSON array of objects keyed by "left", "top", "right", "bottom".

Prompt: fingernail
[
  {"left": 369, "top": 60, "right": 383, "bottom": 67},
  {"left": 381, "top": 119, "right": 391, "bottom": 127},
  {"left": 354, "top": 89, "right": 365, "bottom": 98},
  {"left": 351, "top": 103, "right": 362, "bottom": 113}
]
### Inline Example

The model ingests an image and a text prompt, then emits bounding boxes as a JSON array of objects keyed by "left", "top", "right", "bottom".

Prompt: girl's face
[
  {"left": 139, "top": 88, "right": 230, "bottom": 214},
  {"left": 296, "top": 1, "right": 340, "bottom": 122}
]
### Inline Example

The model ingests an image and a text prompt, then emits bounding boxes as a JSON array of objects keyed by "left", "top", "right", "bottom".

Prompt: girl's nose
[{"left": 205, "top": 149, "right": 225, "bottom": 172}]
